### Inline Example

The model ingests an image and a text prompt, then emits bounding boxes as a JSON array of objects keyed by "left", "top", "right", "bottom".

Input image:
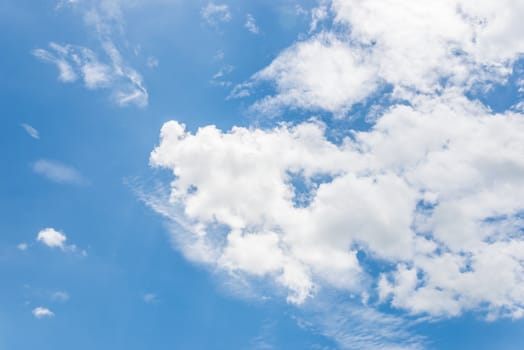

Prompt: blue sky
[{"left": 2, "top": 1, "right": 524, "bottom": 349}]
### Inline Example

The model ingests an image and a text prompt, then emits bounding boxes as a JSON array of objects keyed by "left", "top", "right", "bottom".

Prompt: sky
[{"left": 1, "top": 0, "right": 524, "bottom": 349}]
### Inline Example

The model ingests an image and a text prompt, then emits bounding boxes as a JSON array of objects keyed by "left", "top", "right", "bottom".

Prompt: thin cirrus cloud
[
  {"left": 21, "top": 123, "right": 40, "bottom": 139},
  {"left": 145, "top": 0, "right": 524, "bottom": 329},
  {"left": 143, "top": 293, "right": 159, "bottom": 304},
  {"left": 201, "top": 2, "right": 232, "bottom": 25},
  {"left": 32, "top": 42, "right": 148, "bottom": 107},
  {"left": 34, "top": 0, "right": 149, "bottom": 107},
  {"left": 52, "top": 291, "right": 70, "bottom": 302},
  {"left": 32, "top": 159, "right": 86, "bottom": 185}
]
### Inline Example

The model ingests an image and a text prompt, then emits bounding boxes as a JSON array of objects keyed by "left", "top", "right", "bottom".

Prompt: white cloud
[
  {"left": 37, "top": 0, "right": 150, "bottom": 107},
  {"left": 33, "top": 159, "right": 86, "bottom": 185},
  {"left": 52, "top": 291, "right": 70, "bottom": 302},
  {"left": 37, "top": 228, "right": 67, "bottom": 249},
  {"left": 147, "top": 56, "right": 159, "bottom": 69},
  {"left": 32, "top": 307, "right": 54, "bottom": 319},
  {"left": 247, "top": 32, "right": 377, "bottom": 117},
  {"left": 17, "top": 243, "right": 28, "bottom": 251},
  {"left": 235, "top": 0, "right": 524, "bottom": 116},
  {"left": 33, "top": 42, "right": 148, "bottom": 107},
  {"left": 245, "top": 14, "right": 259, "bottom": 34},
  {"left": 309, "top": 2, "right": 329, "bottom": 33},
  {"left": 36, "top": 227, "right": 79, "bottom": 254},
  {"left": 210, "top": 64, "right": 234, "bottom": 87},
  {"left": 201, "top": 3, "right": 232, "bottom": 25},
  {"left": 143, "top": 293, "right": 158, "bottom": 304},
  {"left": 21, "top": 123, "right": 40, "bottom": 139},
  {"left": 148, "top": 89, "right": 524, "bottom": 317},
  {"left": 32, "top": 47, "right": 77, "bottom": 82}
]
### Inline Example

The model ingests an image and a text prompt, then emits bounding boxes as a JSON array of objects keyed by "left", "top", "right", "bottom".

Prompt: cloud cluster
[
  {"left": 238, "top": 0, "right": 524, "bottom": 116},
  {"left": 149, "top": 89, "right": 524, "bottom": 318},
  {"left": 201, "top": 2, "right": 232, "bottom": 25}
]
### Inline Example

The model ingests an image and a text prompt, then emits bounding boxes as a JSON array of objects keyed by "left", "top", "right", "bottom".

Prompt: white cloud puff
[
  {"left": 36, "top": 227, "right": 79, "bottom": 253},
  {"left": 32, "top": 307, "right": 54, "bottom": 319},
  {"left": 37, "top": 228, "right": 67, "bottom": 249}
]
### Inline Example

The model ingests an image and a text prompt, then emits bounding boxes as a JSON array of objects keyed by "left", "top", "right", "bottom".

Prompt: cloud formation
[
  {"left": 141, "top": 2, "right": 524, "bottom": 346},
  {"left": 32, "top": 307, "right": 54, "bottom": 319},
  {"left": 245, "top": 14, "right": 259, "bottom": 34},
  {"left": 149, "top": 91, "right": 524, "bottom": 316},
  {"left": 33, "top": 42, "right": 148, "bottom": 107},
  {"left": 33, "top": 159, "right": 86, "bottom": 185},
  {"left": 37, "top": 227, "right": 78, "bottom": 253},
  {"left": 21, "top": 123, "right": 40, "bottom": 139},
  {"left": 201, "top": 3, "right": 231, "bottom": 25},
  {"left": 34, "top": 0, "right": 149, "bottom": 107},
  {"left": 235, "top": 0, "right": 524, "bottom": 116},
  {"left": 37, "top": 228, "right": 67, "bottom": 249}
]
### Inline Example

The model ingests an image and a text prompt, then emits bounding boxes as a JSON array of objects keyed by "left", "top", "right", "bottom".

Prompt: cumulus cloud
[
  {"left": 210, "top": 64, "right": 234, "bottom": 87},
  {"left": 32, "top": 307, "right": 54, "bottom": 319},
  {"left": 33, "top": 159, "right": 86, "bottom": 185},
  {"left": 248, "top": 32, "right": 377, "bottom": 117},
  {"left": 37, "top": 227, "right": 78, "bottom": 253},
  {"left": 37, "top": 228, "right": 67, "bottom": 249},
  {"left": 138, "top": 2, "right": 524, "bottom": 347},
  {"left": 201, "top": 3, "right": 231, "bottom": 25},
  {"left": 148, "top": 89, "right": 524, "bottom": 317},
  {"left": 234, "top": 0, "right": 524, "bottom": 116},
  {"left": 17, "top": 243, "right": 28, "bottom": 251}
]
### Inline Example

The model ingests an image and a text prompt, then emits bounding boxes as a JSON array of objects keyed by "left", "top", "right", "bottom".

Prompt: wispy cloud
[
  {"left": 35, "top": 0, "right": 149, "bottom": 107},
  {"left": 143, "top": 293, "right": 159, "bottom": 304},
  {"left": 17, "top": 243, "right": 28, "bottom": 251},
  {"left": 33, "top": 42, "right": 148, "bottom": 107},
  {"left": 32, "top": 159, "right": 86, "bottom": 185},
  {"left": 302, "top": 303, "right": 426, "bottom": 350},
  {"left": 32, "top": 46, "right": 77, "bottom": 82},
  {"left": 210, "top": 64, "right": 234, "bottom": 87},
  {"left": 52, "top": 291, "right": 70, "bottom": 302},
  {"left": 201, "top": 2, "right": 232, "bottom": 25},
  {"left": 245, "top": 14, "right": 260, "bottom": 34},
  {"left": 32, "top": 306, "right": 54, "bottom": 319},
  {"left": 21, "top": 123, "right": 40, "bottom": 139}
]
